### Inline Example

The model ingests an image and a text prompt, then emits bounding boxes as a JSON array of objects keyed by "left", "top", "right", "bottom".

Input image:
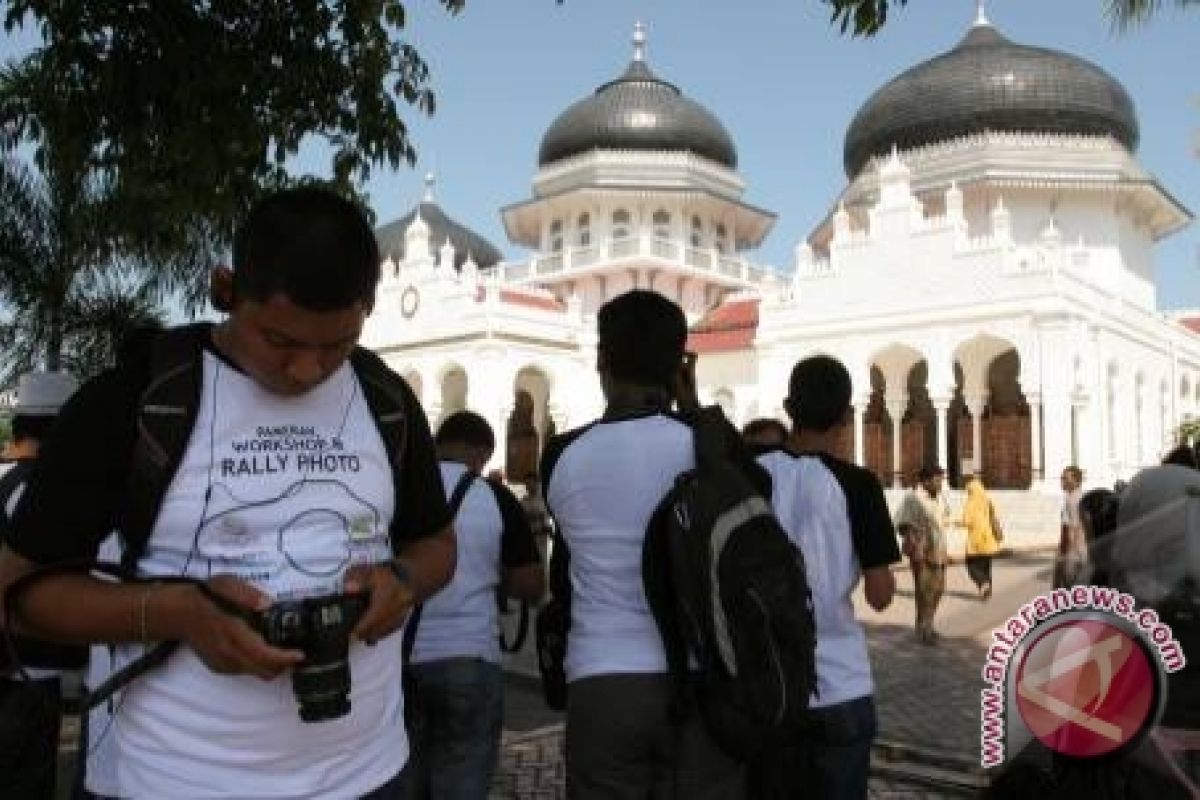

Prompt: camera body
[{"left": 253, "top": 592, "right": 369, "bottom": 723}]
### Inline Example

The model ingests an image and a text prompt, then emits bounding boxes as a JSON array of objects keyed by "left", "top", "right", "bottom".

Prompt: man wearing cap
[
  {"left": 0, "top": 370, "right": 82, "bottom": 797},
  {"left": 894, "top": 466, "right": 951, "bottom": 645}
]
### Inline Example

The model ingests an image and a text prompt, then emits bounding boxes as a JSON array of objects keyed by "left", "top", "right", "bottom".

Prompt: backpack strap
[
  {"left": 120, "top": 324, "right": 210, "bottom": 572},
  {"left": 0, "top": 461, "right": 33, "bottom": 534},
  {"left": 349, "top": 347, "right": 410, "bottom": 555},
  {"left": 401, "top": 469, "right": 476, "bottom": 663}
]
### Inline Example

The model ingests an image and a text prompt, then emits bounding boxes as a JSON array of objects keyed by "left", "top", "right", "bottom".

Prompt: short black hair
[
  {"left": 232, "top": 187, "right": 379, "bottom": 311},
  {"left": 742, "top": 418, "right": 788, "bottom": 445},
  {"left": 11, "top": 414, "right": 56, "bottom": 444},
  {"left": 597, "top": 291, "right": 687, "bottom": 389},
  {"left": 918, "top": 465, "right": 945, "bottom": 482},
  {"left": 785, "top": 355, "right": 852, "bottom": 432},
  {"left": 1163, "top": 444, "right": 1198, "bottom": 470},
  {"left": 1063, "top": 465, "right": 1083, "bottom": 483},
  {"left": 435, "top": 411, "right": 496, "bottom": 451}
]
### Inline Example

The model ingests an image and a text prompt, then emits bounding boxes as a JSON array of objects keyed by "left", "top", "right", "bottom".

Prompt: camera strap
[
  {"left": 401, "top": 470, "right": 477, "bottom": 664},
  {"left": 3, "top": 560, "right": 250, "bottom": 710}
]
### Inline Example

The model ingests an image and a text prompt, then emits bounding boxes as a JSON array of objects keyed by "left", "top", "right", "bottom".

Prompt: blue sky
[{"left": 4, "top": 1, "right": 1198, "bottom": 308}]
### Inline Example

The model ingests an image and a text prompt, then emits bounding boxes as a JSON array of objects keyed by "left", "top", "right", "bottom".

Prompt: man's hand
[
  {"left": 173, "top": 576, "right": 304, "bottom": 681},
  {"left": 673, "top": 351, "right": 701, "bottom": 414},
  {"left": 344, "top": 562, "right": 417, "bottom": 645}
]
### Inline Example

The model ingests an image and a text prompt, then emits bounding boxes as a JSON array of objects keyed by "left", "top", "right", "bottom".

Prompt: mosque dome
[
  {"left": 375, "top": 176, "right": 503, "bottom": 270},
  {"left": 842, "top": 10, "right": 1139, "bottom": 179},
  {"left": 537, "top": 23, "right": 738, "bottom": 169}
]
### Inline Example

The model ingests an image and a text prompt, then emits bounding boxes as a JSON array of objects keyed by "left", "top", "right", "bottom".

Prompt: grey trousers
[{"left": 565, "top": 673, "right": 745, "bottom": 800}]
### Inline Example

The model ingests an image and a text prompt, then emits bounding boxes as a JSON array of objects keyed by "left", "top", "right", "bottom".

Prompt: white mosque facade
[{"left": 360, "top": 15, "right": 1200, "bottom": 525}]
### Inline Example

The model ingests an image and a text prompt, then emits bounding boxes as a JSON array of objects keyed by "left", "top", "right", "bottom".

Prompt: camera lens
[{"left": 293, "top": 660, "right": 353, "bottom": 723}]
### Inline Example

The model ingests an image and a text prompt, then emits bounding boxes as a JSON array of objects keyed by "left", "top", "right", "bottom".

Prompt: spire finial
[
  {"left": 423, "top": 172, "right": 436, "bottom": 202},
  {"left": 973, "top": 0, "right": 990, "bottom": 27},
  {"left": 632, "top": 21, "right": 646, "bottom": 62}
]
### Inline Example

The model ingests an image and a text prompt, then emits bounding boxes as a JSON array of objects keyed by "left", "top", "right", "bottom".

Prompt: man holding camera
[{"left": 0, "top": 188, "right": 455, "bottom": 798}]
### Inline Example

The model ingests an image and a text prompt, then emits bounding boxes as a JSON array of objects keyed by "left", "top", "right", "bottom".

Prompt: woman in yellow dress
[{"left": 961, "top": 475, "right": 1001, "bottom": 599}]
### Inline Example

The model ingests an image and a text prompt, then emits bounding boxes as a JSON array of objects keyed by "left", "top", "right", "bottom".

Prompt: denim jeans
[
  {"left": 803, "top": 695, "right": 878, "bottom": 800},
  {"left": 403, "top": 657, "right": 504, "bottom": 800}
]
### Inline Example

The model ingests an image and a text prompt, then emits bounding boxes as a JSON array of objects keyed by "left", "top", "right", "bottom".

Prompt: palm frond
[{"left": 1108, "top": 0, "right": 1200, "bottom": 28}]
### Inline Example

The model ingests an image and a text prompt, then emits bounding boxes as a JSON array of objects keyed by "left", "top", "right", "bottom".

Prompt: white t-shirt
[
  {"left": 757, "top": 450, "right": 900, "bottom": 708},
  {"left": 107, "top": 353, "right": 403, "bottom": 799},
  {"left": 544, "top": 413, "right": 693, "bottom": 682},
  {"left": 410, "top": 464, "right": 504, "bottom": 665}
]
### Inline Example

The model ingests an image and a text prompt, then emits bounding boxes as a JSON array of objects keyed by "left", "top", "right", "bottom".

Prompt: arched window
[
  {"left": 690, "top": 215, "right": 703, "bottom": 248},
  {"left": 549, "top": 219, "right": 563, "bottom": 253},
  {"left": 577, "top": 213, "right": 591, "bottom": 247},
  {"left": 612, "top": 209, "right": 632, "bottom": 241},
  {"left": 715, "top": 222, "right": 729, "bottom": 254},
  {"left": 652, "top": 210, "right": 671, "bottom": 241},
  {"left": 1107, "top": 365, "right": 1119, "bottom": 458}
]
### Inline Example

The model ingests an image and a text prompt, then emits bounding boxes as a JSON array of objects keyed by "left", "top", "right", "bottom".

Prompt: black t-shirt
[{"left": 8, "top": 332, "right": 450, "bottom": 566}]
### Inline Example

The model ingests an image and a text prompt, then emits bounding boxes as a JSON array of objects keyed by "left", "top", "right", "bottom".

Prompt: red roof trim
[{"left": 498, "top": 289, "right": 566, "bottom": 313}]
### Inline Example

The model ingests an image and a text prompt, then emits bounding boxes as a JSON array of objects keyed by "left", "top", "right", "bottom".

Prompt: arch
[
  {"left": 953, "top": 333, "right": 1022, "bottom": 401},
  {"left": 865, "top": 343, "right": 926, "bottom": 487},
  {"left": 508, "top": 366, "right": 554, "bottom": 483},
  {"left": 439, "top": 364, "right": 469, "bottom": 428}
]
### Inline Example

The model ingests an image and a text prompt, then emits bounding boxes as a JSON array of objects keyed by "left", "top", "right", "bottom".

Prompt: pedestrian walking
[
  {"left": 895, "top": 465, "right": 950, "bottom": 645},
  {"left": 961, "top": 474, "right": 1001, "bottom": 600},
  {"left": 1054, "top": 466, "right": 1087, "bottom": 587}
]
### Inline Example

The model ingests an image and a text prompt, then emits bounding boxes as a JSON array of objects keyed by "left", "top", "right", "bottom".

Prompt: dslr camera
[{"left": 251, "top": 592, "right": 369, "bottom": 723}]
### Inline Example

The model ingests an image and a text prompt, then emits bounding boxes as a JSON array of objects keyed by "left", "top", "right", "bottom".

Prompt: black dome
[
  {"left": 843, "top": 22, "right": 1139, "bottom": 178},
  {"left": 538, "top": 59, "right": 737, "bottom": 169},
  {"left": 376, "top": 200, "right": 503, "bottom": 271}
]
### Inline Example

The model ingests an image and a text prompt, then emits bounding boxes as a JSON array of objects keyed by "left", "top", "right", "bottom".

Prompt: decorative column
[
  {"left": 933, "top": 397, "right": 951, "bottom": 475},
  {"left": 1028, "top": 393, "right": 1044, "bottom": 485},
  {"left": 965, "top": 392, "right": 987, "bottom": 477},
  {"left": 886, "top": 396, "right": 906, "bottom": 488}
]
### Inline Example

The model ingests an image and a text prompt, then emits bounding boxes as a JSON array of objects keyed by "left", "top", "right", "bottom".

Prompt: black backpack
[{"left": 642, "top": 406, "right": 817, "bottom": 761}]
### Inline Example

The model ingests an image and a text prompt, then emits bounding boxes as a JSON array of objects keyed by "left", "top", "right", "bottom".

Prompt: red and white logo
[{"left": 1014, "top": 617, "right": 1159, "bottom": 759}]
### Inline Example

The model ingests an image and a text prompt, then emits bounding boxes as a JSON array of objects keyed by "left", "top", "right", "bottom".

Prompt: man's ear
[
  {"left": 210, "top": 266, "right": 235, "bottom": 313},
  {"left": 783, "top": 395, "right": 797, "bottom": 421}
]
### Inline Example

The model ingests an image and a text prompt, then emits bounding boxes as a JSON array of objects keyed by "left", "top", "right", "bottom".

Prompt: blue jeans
[
  {"left": 403, "top": 657, "right": 504, "bottom": 800},
  {"left": 803, "top": 695, "right": 878, "bottom": 800}
]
